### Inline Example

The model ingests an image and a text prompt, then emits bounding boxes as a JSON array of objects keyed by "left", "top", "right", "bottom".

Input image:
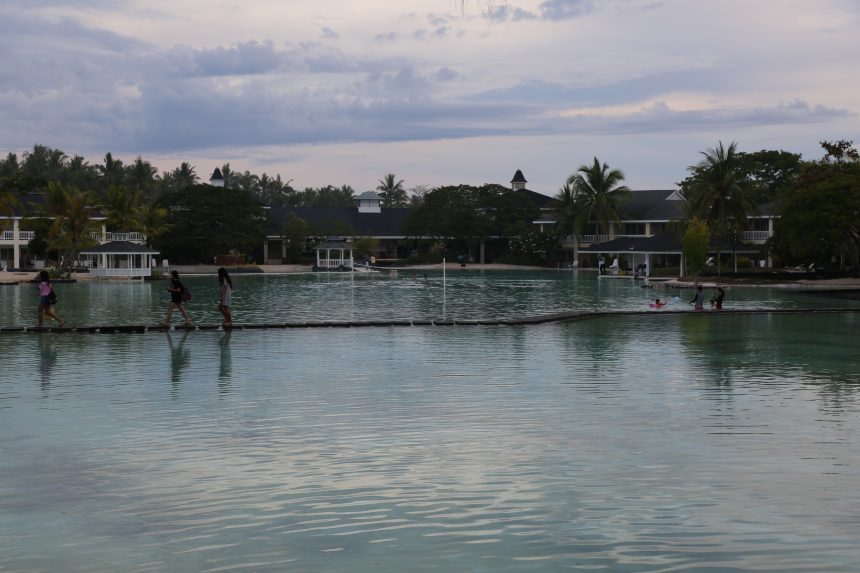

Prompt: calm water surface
[
  {"left": 0, "top": 270, "right": 855, "bottom": 327},
  {"left": 1, "top": 272, "right": 859, "bottom": 572}
]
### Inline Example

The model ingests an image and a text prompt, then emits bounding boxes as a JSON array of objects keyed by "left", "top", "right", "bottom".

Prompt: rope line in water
[{"left": 2, "top": 308, "right": 859, "bottom": 334}]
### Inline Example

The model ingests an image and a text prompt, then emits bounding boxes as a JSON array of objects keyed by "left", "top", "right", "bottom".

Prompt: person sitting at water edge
[
  {"left": 689, "top": 286, "right": 705, "bottom": 311},
  {"left": 162, "top": 270, "right": 192, "bottom": 327},
  {"left": 218, "top": 267, "right": 233, "bottom": 328},
  {"left": 36, "top": 270, "right": 65, "bottom": 328}
]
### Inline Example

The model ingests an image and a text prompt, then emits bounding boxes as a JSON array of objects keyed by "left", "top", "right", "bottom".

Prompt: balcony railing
[
  {"left": 1, "top": 230, "right": 36, "bottom": 241},
  {"left": 89, "top": 267, "right": 153, "bottom": 278},
  {"left": 579, "top": 234, "right": 649, "bottom": 244},
  {"left": 742, "top": 230, "right": 770, "bottom": 241},
  {"left": 88, "top": 231, "right": 147, "bottom": 243}
]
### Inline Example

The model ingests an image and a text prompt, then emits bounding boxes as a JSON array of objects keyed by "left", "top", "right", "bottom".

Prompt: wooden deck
[{"left": 2, "top": 307, "right": 859, "bottom": 334}]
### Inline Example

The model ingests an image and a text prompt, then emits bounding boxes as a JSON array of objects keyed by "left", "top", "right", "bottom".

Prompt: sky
[{"left": 1, "top": 0, "right": 859, "bottom": 196}]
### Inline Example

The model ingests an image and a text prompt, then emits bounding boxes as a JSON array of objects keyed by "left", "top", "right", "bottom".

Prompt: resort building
[{"left": 0, "top": 192, "right": 147, "bottom": 271}]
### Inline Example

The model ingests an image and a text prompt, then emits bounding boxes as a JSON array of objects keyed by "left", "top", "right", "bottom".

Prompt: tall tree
[
  {"left": 104, "top": 186, "right": 139, "bottom": 231},
  {"left": 44, "top": 183, "right": 98, "bottom": 276},
  {"left": 772, "top": 140, "right": 860, "bottom": 272},
  {"left": 172, "top": 162, "right": 198, "bottom": 191},
  {"left": 97, "top": 152, "right": 125, "bottom": 190},
  {"left": 376, "top": 173, "right": 408, "bottom": 207},
  {"left": 0, "top": 152, "right": 19, "bottom": 178},
  {"left": 156, "top": 184, "right": 265, "bottom": 263},
  {"left": 134, "top": 203, "right": 172, "bottom": 247},
  {"left": 567, "top": 157, "right": 631, "bottom": 234},
  {"left": 128, "top": 156, "right": 157, "bottom": 195},
  {"left": 682, "top": 141, "right": 754, "bottom": 238}
]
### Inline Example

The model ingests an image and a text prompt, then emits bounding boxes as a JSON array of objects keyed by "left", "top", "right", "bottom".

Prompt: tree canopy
[{"left": 156, "top": 184, "right": 265, "bottom": 263}]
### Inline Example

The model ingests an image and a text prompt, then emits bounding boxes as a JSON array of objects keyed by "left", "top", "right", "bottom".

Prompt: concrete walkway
[{"left": 3, "top": 307, "right": 859, "bottom": 334}]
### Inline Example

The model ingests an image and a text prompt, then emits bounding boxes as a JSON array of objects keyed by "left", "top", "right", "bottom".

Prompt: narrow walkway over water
[{"left": 3, "top": 307, "right": 859, "bottom": 333}]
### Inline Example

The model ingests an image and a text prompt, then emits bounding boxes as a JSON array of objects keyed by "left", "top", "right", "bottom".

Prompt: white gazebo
[
  {"left": 314, "top": 239, "right": 354, "bottom": 271},
  {"left": 80, "top": 241, "right": 160, "bottom": 279}
]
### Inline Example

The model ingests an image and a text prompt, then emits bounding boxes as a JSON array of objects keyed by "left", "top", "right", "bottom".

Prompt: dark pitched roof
[
  {"left": 515, "top": 188, "right": 557, "bottom": 209},
  {"left": 511, "top": 169, "right": 527, "bottom": 184},
  {"left": 617, "top": 190, "right": 686, "bottom": 221},
  {"left": 267, "top": 207, "right": 412, "bottom": 237},
  {"left": 80, "top": 241, "right": 159, "bottom": 254},
  {"left": 210, "top": 168, "right": 224, "bottom": 181}
]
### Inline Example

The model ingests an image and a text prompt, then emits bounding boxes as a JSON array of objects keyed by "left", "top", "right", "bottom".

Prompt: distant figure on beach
[
  {"left": 689, "top": 285, "right": 705, "bottom": 311},
  {"left": 36, "top": 270, "right": 64, "bottom": 328},
  {"left": 598, "top": 255, "right": 606, "bottom": 275},
  {"left": 162, "top": 270, "right": 191, "bottom": 327},
  {"left": 218, "top": 267, "right": 233, "bottom": 328},
  {"left": 713, "top": 287, "right": 725, "bottom": 310}
]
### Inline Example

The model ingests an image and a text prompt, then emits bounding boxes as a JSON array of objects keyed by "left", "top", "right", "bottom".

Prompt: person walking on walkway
[
  {"left": 36, "top": 270, "right": 65, "bottom": 328},
  {"left": 217, "top": 267, "right": 233, "bottom": 328},
  {"left": 162, "top": 270, "right": 191, "bottom": 327}
]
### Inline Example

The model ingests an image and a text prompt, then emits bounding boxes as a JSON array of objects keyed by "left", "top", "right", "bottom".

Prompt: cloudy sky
[{"left": 2, "top": 0, "right": 858, "bottom": 194}]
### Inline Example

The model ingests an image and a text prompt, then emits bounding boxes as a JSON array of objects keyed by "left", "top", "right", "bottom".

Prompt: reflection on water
[
  {"left": 218, "top": 330, "right": 232, "bottom": 394},
  {"left": 166, "top": 331, "right": 190, "bottom": 397},
  {"left": 1, "top": 302, "right": 860, "bottom": 571}
]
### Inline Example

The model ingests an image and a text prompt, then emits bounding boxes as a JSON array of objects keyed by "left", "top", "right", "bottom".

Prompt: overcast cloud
[{"left": 1, "top": 0, "right": 858, "bottom": 192}]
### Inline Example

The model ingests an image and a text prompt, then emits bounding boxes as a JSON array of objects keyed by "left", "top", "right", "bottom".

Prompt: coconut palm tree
[
  {"left": 104, "top": 186, "right": 139, "bottom": 231},
  {"left": 45, "top": 183, "right": 99, "bottom": 276},
  {"left": 128, "top": 156, "right": 157, "bottom": 195},
  {"left": 134, "top": 203, "right": 172, "bottom": 247},
  {"left": 683, "top": 141, "right": 754, "bottom": 234},
  {"left": 567, "top": 157, "right": 631, "bottom": 236},
  {"left": 97, "top": 152, "right": 125, "bottom": 190},
  {"left": 376, "top": 173, "right": 407, "bottom": 207},
  {"left": 172, "top": 162, "right": 198, "bottom": 191}
]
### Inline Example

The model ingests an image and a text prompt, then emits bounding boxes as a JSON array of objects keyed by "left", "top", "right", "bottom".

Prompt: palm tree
[
  {"left": 376, "top": 173, "right": 407, "bottom": 207},
  {"left": 134, "top": 203, "right": 172, "bottom": 247},
  {"left": 683, "top": 141, "right": 755, "bottom": 273},
  {"left": 172, "top": 162, "right": 198, "bottom": 191},
  {"left": 567, "top": 157, "right": 631, "bottom": 236},
  {"left": 104, "top": 186, "right": 139, "bottom": 231},
  {"left": 97, "top": 152, "right": 125, "bottom": 190},
  {"left": 684, "top": 141, "right": 753, "bottom": 234},
  {"left": 128, "top": 156, "right": 157, "bottom": 195},
  {"left": 45, "top": 183, "right": 99, "bottom": 276}
]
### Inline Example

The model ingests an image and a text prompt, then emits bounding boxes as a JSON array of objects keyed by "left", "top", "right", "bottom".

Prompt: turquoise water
[
  {"left": 2, "top": 272, "right": 860, "bottom": 572},
  {"left": 0, "top": 270, "right": 854, "bottom": 327}
]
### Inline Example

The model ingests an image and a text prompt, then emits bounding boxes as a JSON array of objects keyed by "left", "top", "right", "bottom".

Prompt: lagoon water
[{"left": 1, "top": 271, "right": 859, "bottom": 572}]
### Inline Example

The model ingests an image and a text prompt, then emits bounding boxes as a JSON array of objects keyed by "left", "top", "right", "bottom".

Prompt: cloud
[
  {"left": 374, "top": 31, "right": 399, "bottom": 42},
  {"left": 435, "top": 67, "right": 458, "bottom": 81},
  {"left": 538, "top": 0, "right": 595, "bottom": 20},
  {"left": 320, "top": 27, "right": 339, "bottom": 39},
  {"left": 558, "top": 99, "right": 854, "bottom": 135}
]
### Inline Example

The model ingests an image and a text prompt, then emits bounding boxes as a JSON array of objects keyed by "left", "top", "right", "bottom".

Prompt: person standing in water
[
  {"left": 713, "top": 286, "right": 725, "bottom": 310},
  {"left": 689, "top": 285, "right": 705, "bottom": 311},
  {"left": 162, "top": 270, "right": 191, "bottom": 327},
  {"left": 217, "top": 267, "right": 233, "bottom": 328},
  {"left": 36, "top": 270, "right": 65, "bottom": 327}
]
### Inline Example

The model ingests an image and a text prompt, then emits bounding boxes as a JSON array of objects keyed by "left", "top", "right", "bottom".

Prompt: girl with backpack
[
  {"left": 37, "top": 270, "right": 65, "bottom": 328},
  {"left": 162, "top": 270, "right": 192, "bottom": 327}
]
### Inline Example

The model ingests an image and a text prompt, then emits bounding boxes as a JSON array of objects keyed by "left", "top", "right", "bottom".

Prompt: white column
[
  {"left": 645, "top": 222, "right": 651, "bottom": 236},
  {"left": 12, "top": 219, "right": 20, "bottom": 268},
  {"left": 263, "top": 240, "right": 269, "bottom": 264},
  {"left": 101, "top": 224, "right": 107, "bottom": 243}
]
